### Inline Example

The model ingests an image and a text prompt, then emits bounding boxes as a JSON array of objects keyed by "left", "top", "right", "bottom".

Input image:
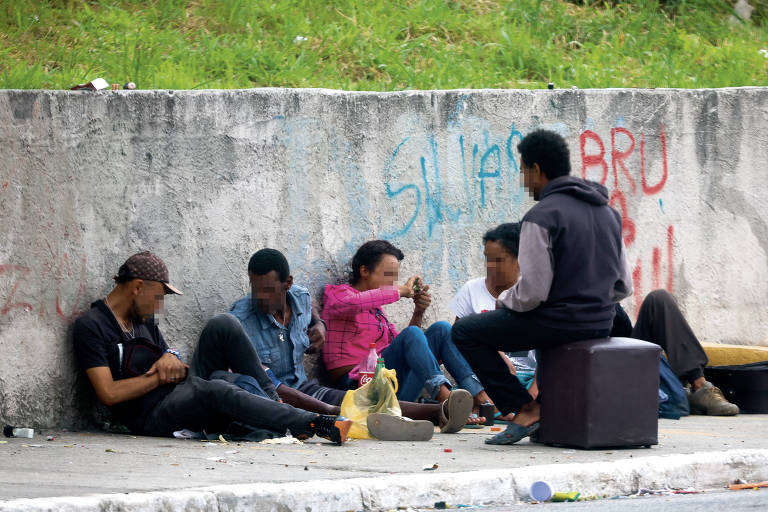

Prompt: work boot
[
  {"left": 687, "top": 381, "right": 739, "bottom": 416},
  {"left": 310, "top": 415, "right": 353, "bottom": 445}
]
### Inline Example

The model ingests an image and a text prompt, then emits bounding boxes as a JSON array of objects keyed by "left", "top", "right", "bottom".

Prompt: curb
[{"left": 2, "top": 449, "right": 767, "bottom": 511}]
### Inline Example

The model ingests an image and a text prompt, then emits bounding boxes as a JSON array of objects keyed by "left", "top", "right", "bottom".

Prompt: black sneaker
[{"left": 310, "top": 415, "right": 353, "bottom": 445}]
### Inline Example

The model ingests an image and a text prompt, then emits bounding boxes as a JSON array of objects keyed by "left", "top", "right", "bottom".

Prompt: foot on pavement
[
  {"left": 311, "top": 415, "right": 354, "bottom": 445},
  {"left": 688, "top": 381, "right": 739, "bottom": 416},
  {"left": 485, "top": 421, "right": 540, "bottom": 445}
]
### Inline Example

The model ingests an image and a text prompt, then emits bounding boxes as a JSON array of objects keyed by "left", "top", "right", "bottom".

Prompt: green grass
[{"left": 1, "top": 0, "right": 767, "bottom": 90}]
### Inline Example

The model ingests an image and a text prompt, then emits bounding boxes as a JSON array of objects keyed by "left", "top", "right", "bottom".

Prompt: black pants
[
  {"left": 143, "top": 314, "right": 316, "bottom": 437},
  {"left": 631, "top": 289, "right": 709, "bottom": 384},
  {"left": 451, "top": 308, "right": 608, "bottom": 415}
]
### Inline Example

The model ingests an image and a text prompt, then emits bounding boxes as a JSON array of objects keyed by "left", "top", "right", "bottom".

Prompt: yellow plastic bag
[{"left": 339, "top": 367, "right": 401, "bottom": 439}]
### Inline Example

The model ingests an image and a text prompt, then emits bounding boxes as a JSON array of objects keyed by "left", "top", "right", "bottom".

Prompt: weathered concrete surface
[
  {"left": 1, "top": 88, "right": 767, "bottom": 428},
  {"left": 1, "top": 416, "right": 767, "bottom": 506}
]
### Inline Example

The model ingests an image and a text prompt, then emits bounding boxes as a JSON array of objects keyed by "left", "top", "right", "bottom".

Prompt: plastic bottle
[
  {"left": 358, "top": 343, "right": 378, "bottom": 387},
  {"left": 3, "top": 425, "right": 34, "bottom": 438},
  {"left": 375, "top": 357, "right": 386, "bottom": 375}
]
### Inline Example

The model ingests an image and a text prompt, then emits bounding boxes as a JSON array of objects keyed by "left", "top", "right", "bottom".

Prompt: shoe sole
[
  {"left": 367, "top": 413, "right": 434, "bottom": 441},
  {"left": 440, "top": 389, "right": 473, "bottom": 433}
]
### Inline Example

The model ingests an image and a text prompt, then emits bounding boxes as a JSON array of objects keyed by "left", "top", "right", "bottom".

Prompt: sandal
[
  {"left": 484, "top": 421, "right": 540, "bottom": 445},
  {"left": 439, "top": 389, "right": 473, "bottom": 433},
  {"left": 367, "top": 413, "right": 434, "bottom": 441}
]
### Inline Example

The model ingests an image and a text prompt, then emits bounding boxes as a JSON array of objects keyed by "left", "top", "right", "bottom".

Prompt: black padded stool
[{"left": 536, "top": 337, "right": 661, "bottom": 449}]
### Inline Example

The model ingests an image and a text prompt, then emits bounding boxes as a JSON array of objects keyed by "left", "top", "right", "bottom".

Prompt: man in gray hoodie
[{"left": 452, "top": 129, "right": 633, "bottom": 445}]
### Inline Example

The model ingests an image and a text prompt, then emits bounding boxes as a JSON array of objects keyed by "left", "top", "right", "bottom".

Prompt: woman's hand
[{"left": 398, "top": 276, "right": 419, "bottom": 298}]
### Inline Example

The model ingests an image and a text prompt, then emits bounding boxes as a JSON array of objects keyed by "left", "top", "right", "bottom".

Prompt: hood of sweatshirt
[{"left": 539, "top": 176, "right": 609, "bottom": 206}]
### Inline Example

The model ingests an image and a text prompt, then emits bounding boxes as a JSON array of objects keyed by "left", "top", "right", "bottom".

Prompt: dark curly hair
[
  {"left": 349, "top": 240, "right": 404, "bottom": 284},
  {"left": 248, "top": 248, "right": 290, "bottom": 282},
  {"left": 517, "top": 129, "right": 571, "bottom": 180},
  {"left": 482, "top": 223, "right": 521, "bottom": 257}
]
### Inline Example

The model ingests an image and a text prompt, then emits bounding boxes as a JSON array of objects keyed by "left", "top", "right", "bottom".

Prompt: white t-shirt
[
  {"left": 448, "top": 277, "right": 497, "bottom": 318},
  {"left": 449, "top": 277, "right": 537, "bottom": 373}
]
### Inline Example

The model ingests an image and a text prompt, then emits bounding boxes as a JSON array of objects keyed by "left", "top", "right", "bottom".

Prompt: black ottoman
[{"left": 536, "top": 337, "right": 661, "bottom": 449}]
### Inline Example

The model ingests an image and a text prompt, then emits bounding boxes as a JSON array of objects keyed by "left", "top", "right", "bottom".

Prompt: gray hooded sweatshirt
[{"left": 498, "top": 176, "right": 633, "bottom": 331}]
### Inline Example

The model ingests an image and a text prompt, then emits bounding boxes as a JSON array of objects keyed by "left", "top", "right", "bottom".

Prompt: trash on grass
[{"left": 70, "top": 78, "right": 109, "bottom": 91}]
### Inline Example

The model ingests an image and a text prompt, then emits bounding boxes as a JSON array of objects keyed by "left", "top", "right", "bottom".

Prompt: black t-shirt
[{"left": 72, "top": 300, "right": 175, "bottom": 433}]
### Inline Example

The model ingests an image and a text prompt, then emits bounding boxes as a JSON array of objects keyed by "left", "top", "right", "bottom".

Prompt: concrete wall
[{"left": 1, "top": 87, "right": 767, "bottom": 428}]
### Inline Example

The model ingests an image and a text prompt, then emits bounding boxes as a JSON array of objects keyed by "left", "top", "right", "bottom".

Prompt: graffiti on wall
[
  {"left": 580, "top": 123, "right": 673, "bottom": 311},
  {"left": 0, "top": 154, "right": 87, "bottom": 322},
  {"left": 378, "top": 115, "right": 675, "bottom": 310}
]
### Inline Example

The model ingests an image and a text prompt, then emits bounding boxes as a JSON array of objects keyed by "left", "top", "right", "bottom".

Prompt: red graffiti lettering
[
  {"left": 651, "top": 247, "right": 661, "bottom": 290},
  {"left": 666, "top": 225, "right": 675, "bottom": 293},
  {"left": 632, "top": 258, "right": 643, "bottom": 313},
  {"left": 611, "top": 127, "right": 637, "bottom": 194},
  {"left": 0, "top": 265, "right": 34, "bottom": 314},
  {"left": 640, "top": 124, "right": 668, "bottom": 195},
  {"left": 609, "top": 189, "right": 636, "bottom": 247},
  {"left": 580, "top": 130, "right": 608, "bottom": 184}
]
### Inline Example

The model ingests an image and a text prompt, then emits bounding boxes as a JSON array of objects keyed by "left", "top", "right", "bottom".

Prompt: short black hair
[
  {"left": 248, "top": 248, "right": 289, "bottom": 282},
  {"left": 349, "top": 240, "right": 404, "bottom": 284},
  {"left": 517, "top": 129, "right": 571, "bottom": 180},
  {"left": 482, "top": 223, "right": 521, "bottom": 257}
]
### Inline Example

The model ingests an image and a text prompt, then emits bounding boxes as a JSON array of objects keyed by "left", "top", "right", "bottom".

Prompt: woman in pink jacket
[{"left": 322, "top": 240, "right": 490, "bottom": 410}]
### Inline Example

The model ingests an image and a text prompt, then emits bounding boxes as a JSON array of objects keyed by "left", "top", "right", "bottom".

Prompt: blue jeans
[{"left": 381, "top": 321, "right": 484, "bottom": 401}]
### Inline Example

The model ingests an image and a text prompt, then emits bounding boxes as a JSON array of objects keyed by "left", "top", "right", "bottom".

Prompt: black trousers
[
  {"left": 451, "top": 308, "right": 608, "bottom": 415},
  {"left": 631, "top": 289, "right": 709, "bottom": 384},
  {"left": 143, "top": 314, "right": 316, "bottom": 437}
]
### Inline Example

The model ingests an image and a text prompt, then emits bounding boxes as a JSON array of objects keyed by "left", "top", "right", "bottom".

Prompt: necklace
[{"left": 105, "top": 296, "right": 135, "bottom": 339}]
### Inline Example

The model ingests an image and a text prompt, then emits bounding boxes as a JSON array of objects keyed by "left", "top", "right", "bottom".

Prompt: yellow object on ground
[
  {"left": 340, "top": 368, "right": 401, "bottom": 439},
  {"left": 702, "top": 343, "right": 768, "bottom": 366}
]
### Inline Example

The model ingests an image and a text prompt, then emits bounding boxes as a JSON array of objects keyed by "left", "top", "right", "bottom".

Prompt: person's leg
[
  {"left": 632, "top": 290, "right": 709, "bottom": 386},
  {"left": 381, "top": 326, "right": 451, "bottom": 402},
  {"left": 143, "top": 376, "right": 318, "bottom": 438},
  {"left": 189, "top": 313, "right": 280, "bottom": 401},
  {"left": 423, "top": 321, "right": 486, "bottom": 400},
  {"left": 452, "top": 309, "right": 607, "bottom": 419},
  {"left": 278, "top": 385, "right": 340, "bottom": 416},
  {"left": 451, "top": 310, "right": 541, "bottom": 418},
  {"left": 399, "top": 401, "right": 441, "bottom": 424}
]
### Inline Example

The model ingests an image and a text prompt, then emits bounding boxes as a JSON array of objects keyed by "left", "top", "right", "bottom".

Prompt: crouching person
[{"left": 73, "top": 251, "right": 352, "bottom": 444}]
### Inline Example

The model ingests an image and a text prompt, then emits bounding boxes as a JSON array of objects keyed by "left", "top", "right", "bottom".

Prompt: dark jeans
[
  {"left": 143, "top": 314, "right": 316, "bottom": 437},
  {"left": 452, "top": 308, "right": 608, "bottom": 415},
  {"left": 631, "top": 289, "right": 709, "bottom": 384}
]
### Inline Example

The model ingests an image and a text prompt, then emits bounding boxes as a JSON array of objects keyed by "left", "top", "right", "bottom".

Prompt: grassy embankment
[{"left": 1, "top": 0, "right": 767, "bottom": 90}]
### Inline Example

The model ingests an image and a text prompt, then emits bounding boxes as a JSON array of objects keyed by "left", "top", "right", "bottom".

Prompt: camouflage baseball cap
[{"left": 115, "top": 251, "right": 183, "bottom": 295}]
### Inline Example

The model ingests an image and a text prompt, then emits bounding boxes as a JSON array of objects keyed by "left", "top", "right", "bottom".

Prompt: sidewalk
[{"left": 2, "top": 415, "right": 767, "bottom": 511}]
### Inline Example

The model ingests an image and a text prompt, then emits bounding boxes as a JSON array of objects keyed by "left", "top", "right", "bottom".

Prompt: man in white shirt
[{"left": 449, "top": 223, "right": 538, "bottom": 399}]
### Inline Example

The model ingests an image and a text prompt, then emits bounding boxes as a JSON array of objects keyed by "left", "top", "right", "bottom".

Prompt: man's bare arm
[{"left": 85, "top": 366, "right": 160, "bottom": 407}]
